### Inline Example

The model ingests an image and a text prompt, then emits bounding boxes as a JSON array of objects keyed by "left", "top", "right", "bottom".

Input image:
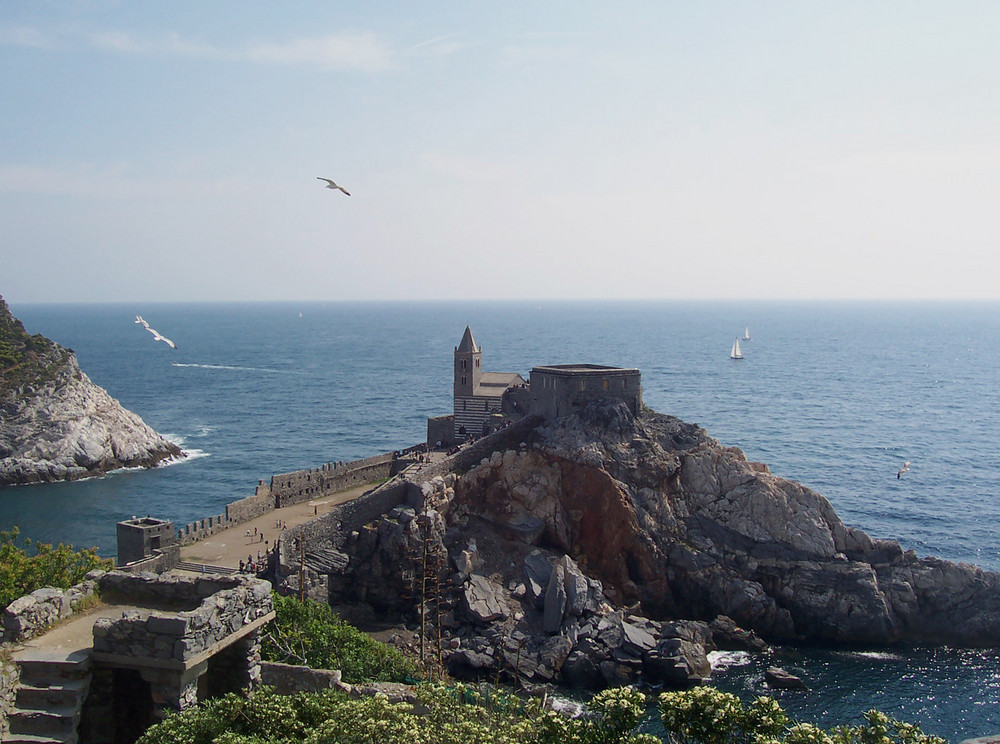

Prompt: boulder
[
  {"left": 765, "top": 666, "right": 808, "bottom": 690},
  {"left": 462, "top": 574, "right": 507, "bottom": 624},
  {"left": 543, "top": 564, "right": 567, "bottom": 633}
]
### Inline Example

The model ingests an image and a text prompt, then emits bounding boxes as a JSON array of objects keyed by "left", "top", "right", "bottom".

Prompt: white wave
[
  {"left": 171, "top": 362, "right": 284, "bottom": 374},
  {"left": 839, "top": 650, "right": 903, "bottom": 662},
  {"left": 708, "top": 650, "right": 753, "bottom": 672}
]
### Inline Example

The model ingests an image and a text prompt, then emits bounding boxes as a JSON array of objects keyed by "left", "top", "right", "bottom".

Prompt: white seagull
[
  {"left": 317, "top": 177, "right": 351, "bottom": 196},
  {"left": 135, "top": 316, "right": 177, "bottom": 349},
  {"left": 897, "top": 461, "right": 911, "bottom": 479}
]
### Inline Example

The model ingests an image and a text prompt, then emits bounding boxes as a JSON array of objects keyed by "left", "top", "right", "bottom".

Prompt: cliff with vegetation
[{"left": 0, "top": 295, "right": 183, "bottom": 486}]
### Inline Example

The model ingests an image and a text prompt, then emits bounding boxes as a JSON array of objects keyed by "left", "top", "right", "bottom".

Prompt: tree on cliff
[{"left": 0, "top": 294, "right": 70, "bottom": 400}]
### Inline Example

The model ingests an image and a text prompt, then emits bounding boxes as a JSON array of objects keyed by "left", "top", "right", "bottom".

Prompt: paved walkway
[
  {"left": 10, "top": 604, "right": 134, "bottom": 662},
  {"left": 178, "top": 483, "right": 372, "bottom": 570}
]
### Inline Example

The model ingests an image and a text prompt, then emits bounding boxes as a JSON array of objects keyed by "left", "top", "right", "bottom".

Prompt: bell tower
[{"left": 454, "top": 325, "right": 482, "bottom": 398}]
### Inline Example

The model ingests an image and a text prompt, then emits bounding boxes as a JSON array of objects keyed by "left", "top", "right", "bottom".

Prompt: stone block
[{"left": 147, "top": 615, "right": 189, "bottom": 635}]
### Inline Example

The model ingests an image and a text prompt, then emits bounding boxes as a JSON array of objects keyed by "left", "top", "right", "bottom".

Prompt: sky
[{"left": 2, "top": 1, "right": 1000, "bottom": 304}]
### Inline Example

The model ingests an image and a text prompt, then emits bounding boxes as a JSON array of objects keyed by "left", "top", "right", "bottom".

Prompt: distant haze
[{"left": 3, "top": 2, "right": 1000, "bottom": 304}]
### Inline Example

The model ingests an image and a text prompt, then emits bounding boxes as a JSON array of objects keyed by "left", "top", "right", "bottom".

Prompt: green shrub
[
  {"left": 261, "top": 594, "right": 417, "bottom": 683},
  {"left": 657, "top": 688, "right": 944, "bottom": 744},
  {"left": 0, "top": 527, "right": 113, "bottom": 609},
  {"left": 138, "top": 683, "right": 948, "bottom": 744},
  {"left": 138, "top": 683, "right": 647, "bottom": 744}
]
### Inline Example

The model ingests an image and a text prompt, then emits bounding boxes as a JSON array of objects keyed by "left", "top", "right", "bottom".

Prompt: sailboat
[
  {"left": 730, "top": 338, "right": 743, "bottom": 360},
  {"left": 744, "top": 327, "right": 751, "bottom": 341}
]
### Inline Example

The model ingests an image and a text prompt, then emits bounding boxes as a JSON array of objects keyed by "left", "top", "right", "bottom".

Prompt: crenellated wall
[
  {"left": 172, "top": 450, "right": 419, "bottom": 549},
  {"left": 270, "top": 453, "right": 404, "bottom": 508}
]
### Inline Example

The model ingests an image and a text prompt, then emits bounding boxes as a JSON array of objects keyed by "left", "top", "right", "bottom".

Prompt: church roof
[
  {"left": 475, "top": 372, "right": 526, "bottom": 397},
  {"left": 457, "top": 325, "right": 479, "bottom": 353}
]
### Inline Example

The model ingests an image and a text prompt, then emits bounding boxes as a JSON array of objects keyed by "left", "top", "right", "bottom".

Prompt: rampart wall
[
  {"left": 271, "top": 453, "right": 402, "bottom": 508},
  {"left": 173, "top": 449, "right": 421, "bottom": 547}
]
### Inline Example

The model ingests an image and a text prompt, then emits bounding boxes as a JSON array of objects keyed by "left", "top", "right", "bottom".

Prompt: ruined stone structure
[{"left": 1, "top": 571, "right": 274, "bottom": 744}]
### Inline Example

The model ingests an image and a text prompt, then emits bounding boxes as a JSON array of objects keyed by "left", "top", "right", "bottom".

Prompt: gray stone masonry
[
  {"left": 92, "top": 571, "right": 274, "bottom": 669},
  {"left": 2, "top": 577, "right": 101, "bottom": 644}
]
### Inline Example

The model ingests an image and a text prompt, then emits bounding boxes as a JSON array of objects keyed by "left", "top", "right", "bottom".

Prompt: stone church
[{"left": 427, "top": 326, "right": 642, "bottom": 447}]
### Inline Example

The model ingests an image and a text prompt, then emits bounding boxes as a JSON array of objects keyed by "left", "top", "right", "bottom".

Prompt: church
[
  {"left": 427, "top": 326, "right": 643, "bottom": 447},
  {"left": 451, "top": 326, "right": 526, "bottom": 440}
]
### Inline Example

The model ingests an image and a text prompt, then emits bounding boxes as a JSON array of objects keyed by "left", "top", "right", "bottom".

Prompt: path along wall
[{"left": 176, "top": 449, "right": 420, "bottom": 547}]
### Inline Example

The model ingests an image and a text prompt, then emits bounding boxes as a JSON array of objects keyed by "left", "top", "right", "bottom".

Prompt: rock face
[
  {"left": 281, "top": 397, "right": 1000, "bottom": 691},
  {"left": 0, "top": 296, "right": 183, "bottom": 485}
]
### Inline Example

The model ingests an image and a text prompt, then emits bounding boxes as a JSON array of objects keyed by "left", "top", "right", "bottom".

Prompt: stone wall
[
  {"left": 418, "top": 416, "right": 540, "bottom": 484},
  {"left": 271, "top": 453, "right": 400, "bottom": 508},
  {"left": 0, "top": 656, "right": 18, "bottom": 740},
  {"left": 173, "top": 450, "right": 417, "bottom": 550},
  {"left": 225, "top": 481, "right": 274, "bottom": 524},
  {"left": 118, "top": 545, "right": 180, "bottom": 574},
  {"left": 260, "top": 661, "right": 343, "bottom": 694},
  {"left": 427, "top": 415, "right": 454, "bottom": 448},
  {"left": 93, "top": 571, "right": 274, "bottom": 666},
  {"left": 280, "top": 477, "right": 415, "bottom": 560},
  {"left": 176, "top": 514, "right": 229, "bottom": 546},
  {"left": 2, "top": 574, "right": 102, "bottom": 644}
]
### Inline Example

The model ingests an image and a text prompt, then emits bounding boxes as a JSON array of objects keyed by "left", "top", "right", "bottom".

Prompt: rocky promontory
[
  {"left": 280, "top": 398, "right": 1000, "bottom": 690},
  {"left": 0, "top": 296, "right": 183, "bottom": 486}
]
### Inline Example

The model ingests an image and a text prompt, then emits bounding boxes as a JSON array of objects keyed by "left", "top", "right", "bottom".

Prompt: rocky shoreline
[
  {"left": 0, "top": 296, "right": 183, "bottom": 486},
  {"left": 276, "top": 399, "right": 1000, "bottom": 691}
]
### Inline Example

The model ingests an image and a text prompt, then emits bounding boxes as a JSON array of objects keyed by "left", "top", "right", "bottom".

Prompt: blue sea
[{"left": 2, "top": 300, "right": 999, "bottom": 741}]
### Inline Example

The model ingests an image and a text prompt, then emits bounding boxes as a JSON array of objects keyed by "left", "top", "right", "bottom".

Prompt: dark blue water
[{"left": 3, "top": 300, "right": 999, "bottom": 741}]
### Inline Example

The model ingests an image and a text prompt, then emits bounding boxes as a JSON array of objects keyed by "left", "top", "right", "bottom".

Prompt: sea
[{"left": 2, "top": 299, "right": 998, "bottom": 741}]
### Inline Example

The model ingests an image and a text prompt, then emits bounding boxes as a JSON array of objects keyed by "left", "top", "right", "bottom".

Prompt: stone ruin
[{"left": 1, "top": 570, "right": 275, "bottom": 744}]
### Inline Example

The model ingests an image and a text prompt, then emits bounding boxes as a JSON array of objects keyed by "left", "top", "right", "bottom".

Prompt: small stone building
[
  {"left": 116, "top": 516, "right": 180, "bottom": 572},
  {"left": 116, "top": 517, "right": 173, "bottom": 565}
]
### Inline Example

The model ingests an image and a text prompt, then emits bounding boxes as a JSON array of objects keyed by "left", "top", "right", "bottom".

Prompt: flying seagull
[
  {"left": 135, "top": 316, "right": 177, "bottom": 349},
  {"left": 317, "top": 177, "right": 351, "bottom": 196},
  {"left": 897, "top": 461, "right": 911, "bottom": 479}
]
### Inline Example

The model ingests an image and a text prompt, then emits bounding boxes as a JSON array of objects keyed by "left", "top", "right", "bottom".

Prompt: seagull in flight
[
  {"left": 135, "top": 316, "right": 177, "bottom": 349},
  {"left": 317, "top": 177, "right": 351, "bottom": 196},
  {"left": 897, "top": 461, "right": 911, "bottom": 479}
]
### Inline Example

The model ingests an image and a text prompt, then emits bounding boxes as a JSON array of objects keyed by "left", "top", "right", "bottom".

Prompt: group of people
[{"left": 240, "top": 544, "right": 277, "bottom": 575}]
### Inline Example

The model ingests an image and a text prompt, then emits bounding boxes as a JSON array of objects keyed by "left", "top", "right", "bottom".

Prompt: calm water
[{"left": 3, "top": 299, "right": 999, "bottom": 741}]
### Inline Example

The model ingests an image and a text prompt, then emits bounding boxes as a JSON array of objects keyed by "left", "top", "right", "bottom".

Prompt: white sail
[
  {"left": 744, "top": 327, "right": 751, "bottom": 340},
  {"left": 730, "top": 338, "right": 743, "bottom": 359}
]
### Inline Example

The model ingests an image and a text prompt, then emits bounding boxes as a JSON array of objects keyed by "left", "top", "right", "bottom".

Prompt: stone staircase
[{"left": 3, "top": 650, "right": 92, "bottom": 744}]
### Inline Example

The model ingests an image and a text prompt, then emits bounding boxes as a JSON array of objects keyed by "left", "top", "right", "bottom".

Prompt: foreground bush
[
  {"left": 0, "top": 526, "right": 113, "bottom": 609},
  {"left": 658, "top": 687, "right": 946, "bottom": 744},
  {"left": 137, "top": 684, "right": 651, "bottom": 744},
  {"left": 260, "top": 594, "right": 417, "bottom": 683},
  {"left": 136, "top": 682, "right": 945, "bottom": 744}
]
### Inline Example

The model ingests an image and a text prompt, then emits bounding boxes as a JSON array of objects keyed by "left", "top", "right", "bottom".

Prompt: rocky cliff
[
  {"left": 282, "top": 399, "right": 1000, "bottom": 690},
  {"left": 0, "top": 296, "right": 183, "bottom": 486}
]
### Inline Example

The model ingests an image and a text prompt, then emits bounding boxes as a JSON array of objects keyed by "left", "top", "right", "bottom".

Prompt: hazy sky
[{"left": 3, "top": 2, "right": 999, "bottom": 304}]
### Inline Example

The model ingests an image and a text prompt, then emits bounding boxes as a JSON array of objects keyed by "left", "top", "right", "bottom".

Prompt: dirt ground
[{"left": 178, "top": 483, "right": 370, "bottom": 569}]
